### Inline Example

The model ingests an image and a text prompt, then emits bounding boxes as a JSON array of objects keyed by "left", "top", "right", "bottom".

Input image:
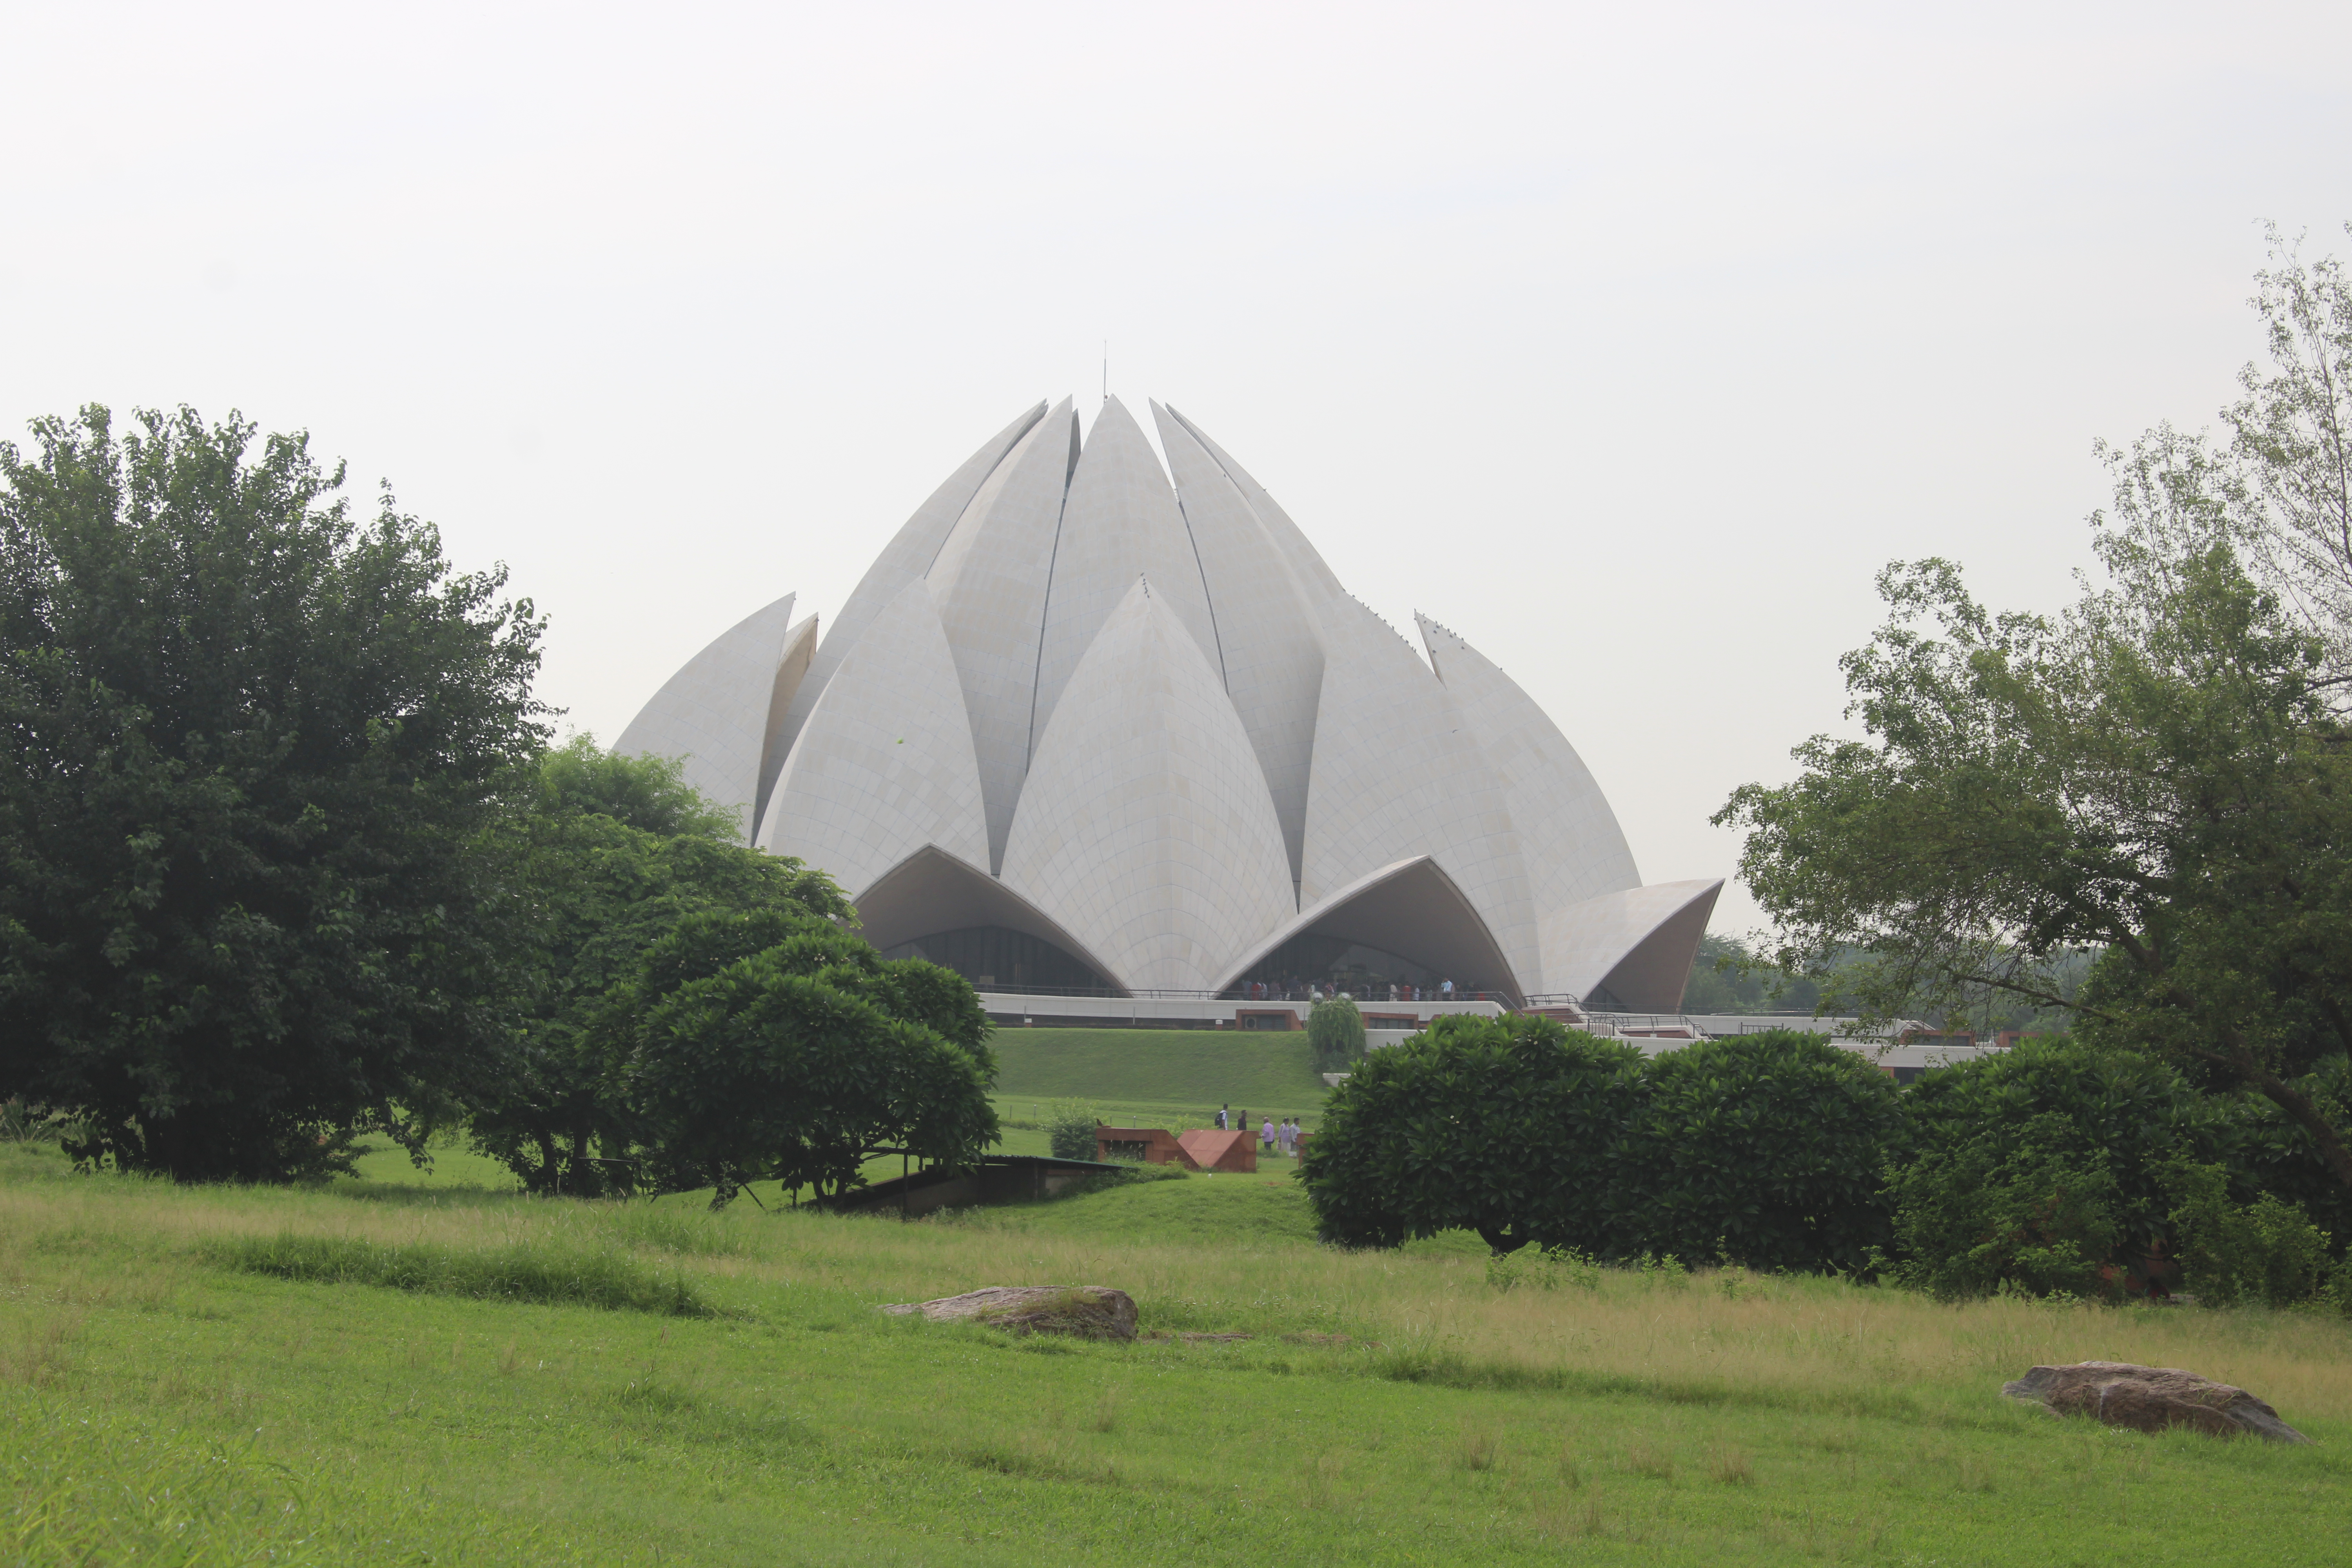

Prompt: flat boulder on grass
[
  {"left": 2003, "top": 1361, "right": 2309, "bottom": 1444},
  {"left": 879, "top": 1286, "right": 1138, "bottom": 1341}
]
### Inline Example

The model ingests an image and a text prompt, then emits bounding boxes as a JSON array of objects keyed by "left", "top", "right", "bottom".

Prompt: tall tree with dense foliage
[
  {"left": 1718, "top": 234, "right": 2352, "bottom": 1195},
  {"left": 0, "top": 406, "right": 548, "bottom": 1180},
  {"left": 465, "top": 737, "right": 854, "bottom": 1194}
]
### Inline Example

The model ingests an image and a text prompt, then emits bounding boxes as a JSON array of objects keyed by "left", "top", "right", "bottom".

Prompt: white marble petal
[
  {"left": 615, "top": 592, "right": 801, "bottom": 842},
  {"left": 1031, "top": 397, "right": 1219, "bottom": 749},
  {"left": 1152, "top": 401, "right": 1325, "bottom": 893},
  {"left": 1541, "top": 880, "right": 1724, "bottom": 1012},
  {"left": 771, "top": 401, "right": 1045, "bottom": 768},
  {"left": 1416, "top": 614, "right": 1640, "bottom": 994},
  {"left": 1161, "top": 405, "right": 1349, "bottom": 612},
  {"left": 1003, "top": 579, "right": 1295, "bottom": 990},
  {"left": 1299, "top": 594, "right": 1541, "bottom": 989},
  {"left": 926, "top": 398, "right": 1081, "bottom": 873},
  {"left": 756, "top": 580, "right": 989, "bottom": 898}
]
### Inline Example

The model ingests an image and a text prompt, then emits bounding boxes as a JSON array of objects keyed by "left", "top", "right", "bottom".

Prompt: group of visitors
[
  {"left": 1234, "top": 977, "right": 1465, "bottom": 1004},
  {"left": 1215, "top": 1103, "right": 1303, "bottom": 1157}
]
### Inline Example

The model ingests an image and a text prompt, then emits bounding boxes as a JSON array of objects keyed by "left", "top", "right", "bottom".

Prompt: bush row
[{"left": 1298, "top": 1015, "right": 2352, "bottom": 1305}]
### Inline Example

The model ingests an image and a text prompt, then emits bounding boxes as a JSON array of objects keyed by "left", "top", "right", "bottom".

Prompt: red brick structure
[
  {"left": 1176, "top": 1129, "right": 1258, "bottom": 1173},
  {"left": 1095, "top": 1127, "right": 1199, "bottom": 1169}
]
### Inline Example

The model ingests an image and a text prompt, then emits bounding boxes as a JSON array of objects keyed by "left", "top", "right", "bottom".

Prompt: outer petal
[
  {"left": 770, "top": 401, "right": 1046, "bottom": 766},
  {"left": 1031, "top": 396, "right": 1220, "bottom": 750},
  {"left": 1003, "top": 579, "right": 1294, "bottom": 990},
  {"left": 1299, "top": 595, "right": 1541, "bottom": 989},
  {"left": 756, "top": 579, "right": 988, "bottom": 897},
  {"left": 1541, "top": 880, "right": 1724, "bottom": 1012},
  {"left": 1211, "top": 855, "right": 1524, "bottom": 1006},
  {"left": 615, "top": 593, "right": 813, "bottom": 842},
  {"left": 852, "top": 846, "right": 1127, "bottom": 994},
  {"left": 1416, "top": 614, "right": 1640, "bottom": 993},
  {"left": 927, "top": 398, "right": 1082, "bottom": 873},
  {"left": 1153, "top": 401, "right": 1325, "bottom": 893}
]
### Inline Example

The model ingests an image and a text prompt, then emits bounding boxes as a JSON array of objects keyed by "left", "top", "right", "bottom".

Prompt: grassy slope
[
  {"left": 6, "top": 1142, "right": 2350, "bottom": 1566},
  {"left": 989, "top": 1027, "right": 1331, "bottom": 1148}
]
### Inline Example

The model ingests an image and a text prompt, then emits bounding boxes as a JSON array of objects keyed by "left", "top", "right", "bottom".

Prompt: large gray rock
[
  {"left": 879, "top": 1286, "right": 1138, "bottom": 1341},
  {"left": 2003, "top": 1361, "right": 2309, "bottom": 1443}
]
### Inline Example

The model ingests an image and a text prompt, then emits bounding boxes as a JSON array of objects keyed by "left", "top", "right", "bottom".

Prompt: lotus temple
[{"left": 617, "top": 396, "right": 1720, "bottom": 1029}]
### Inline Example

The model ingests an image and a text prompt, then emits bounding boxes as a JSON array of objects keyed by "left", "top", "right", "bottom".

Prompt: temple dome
[{"left": 616, "top": 396, "right": 1720, "bottom": 1010}]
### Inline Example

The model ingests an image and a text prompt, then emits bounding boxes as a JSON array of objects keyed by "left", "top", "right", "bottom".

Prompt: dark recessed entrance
[{"left": 878, "top": 924, "right": 1107, "bottom": 991}]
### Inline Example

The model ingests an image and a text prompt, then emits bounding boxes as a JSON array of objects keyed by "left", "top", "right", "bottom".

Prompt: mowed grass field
[
  {"left": 989, "top": 1026, "right": 1331, "bottom": 1150},
  {"left": 5, "top": 1131, "right": 2350, "bottom": 1566}
]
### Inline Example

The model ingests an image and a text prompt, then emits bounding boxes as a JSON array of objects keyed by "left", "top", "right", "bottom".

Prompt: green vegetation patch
[
  {"left": 204, "top": 1231, "right": 715, "bottom": 1317},
  {"left": 989, "top": 1027, "right": 1330, "bottom": 1112}
]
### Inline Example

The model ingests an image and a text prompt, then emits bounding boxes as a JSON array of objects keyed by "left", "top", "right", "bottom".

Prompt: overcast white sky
[{"left": 5, "top": 2, "right": 2348, "bottom": 936}]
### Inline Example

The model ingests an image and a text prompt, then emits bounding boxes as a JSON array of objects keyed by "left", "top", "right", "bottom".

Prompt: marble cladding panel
[
  {"left": 613, "top": 591, "right": 799, "bottom": 843},
  {"left": 1300, "top": 594, "right": 1541, "bottom": 987},
  {"left": 1003, "top": 580, "right": 1295, "bottom": 991},
  {"left": 757, "top": 579, "right": 989, "bottom": 898},
  {"left": 1152, "top": 401, "right": 1326, "bottom": 888},
  {"left": 772, "top": 401, "right": 1044, "bottom": 768},
  {"left": 1031, "top": 396, "right": 1218, "bottom": 751},
  {"left": 926, "top": 398, "right": 1080, "bottom": 872},
  {"left": 1416, "top": 613, "right": 1641, "bottom": 994},
  {"left": 1541, "top": 880, "right": 1724, "bottom": 1009}
]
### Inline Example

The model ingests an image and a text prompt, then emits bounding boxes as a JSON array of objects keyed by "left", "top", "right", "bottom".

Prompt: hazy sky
[{"left": 6, "top": 2, "right": 2348, "bottom": 936}]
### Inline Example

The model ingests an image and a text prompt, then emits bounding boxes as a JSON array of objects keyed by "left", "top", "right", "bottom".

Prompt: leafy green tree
[
  {"left": 1307, "top": 996, "right": 1367, "bottom": 1073},
  {"left": 464, "top": 739, "right": 853, "bottom": 1194},
  {"left": 1719, "top": 537, "right": 2352, "bottom": 1193},
  {"left": 0, "top": 406, "right": 546, "bottom": 1181},
  {"left": 609, "top": 911, "right": 998, "bottom": 1205},
  {"left": 1623, "top": 1031, "right": 1906, "bottom": 1274},
  {"left": 1719, "top": 234, "right": 2352, "bottom": 1194},
  {"left": 1299, "top": 1014, "right": 1646, "bottom": 1254}
]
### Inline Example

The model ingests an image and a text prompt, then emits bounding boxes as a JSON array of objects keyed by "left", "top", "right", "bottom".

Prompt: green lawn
[
  {"left": 5, "top": 1140, "right": 2348, "bottom": 1565},
  {"left": 989, "top": 1027, "right": 1330, "bottom": 1124}
]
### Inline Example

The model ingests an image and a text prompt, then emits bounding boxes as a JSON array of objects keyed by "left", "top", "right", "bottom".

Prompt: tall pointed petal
[
  {"left": 1300, "top": 595, "right": 1541, "bottom": 989},
  {"left": 756, "top": 580, "right": 988, "bottom": 897},
  {"left": 926, "top": 398, "right": 1081, "bottom": 873},
  {"left": 615, "top": 592, "right": 802, "bottom": 842},
  {"left": 1153, "top": 401, "right": 1325, "bottom": 892},
  {"left": 1032, "top": 396, "right": 1220, "bottom": 748},
  {"left": 1003, "top": 579, "right": 1295, "bottom": 990},
  {"left": 1417, "top": 614, "right": 1640, "bottom": 993},
  {"left": 771, "top": 401, "right": 1046, "bottom": 766},
  {"left": 1162, "top": 404, "right": 1348, "bottom": 610}
]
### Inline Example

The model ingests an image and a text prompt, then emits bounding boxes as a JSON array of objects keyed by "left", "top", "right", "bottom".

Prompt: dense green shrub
[
  {"left": 1308, "top": 999, "right": 1368, "bottom": 1073},
  {"left": 1886, "top": 1112, "right": 2125, "bottom": 1299},
  {"left": 1045, "top": 1099, "right": 1102, "bottom": 1161},
  {"left": 1887, "top": 1039, "right": 2223, "bottom": 1297},
  {"left": 1306, "top": 1025, "right": 1898, "bottom": 1271},
  {"left": 1300, "top": 1015, "right": 1646, "bottom": 1254},
  {"left": 1622, "top": 1031, "right": 1907, "bottom": 1274},
  {"left": 2162, "top": 1159, "right": 2338, "bottom": 1309}
]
